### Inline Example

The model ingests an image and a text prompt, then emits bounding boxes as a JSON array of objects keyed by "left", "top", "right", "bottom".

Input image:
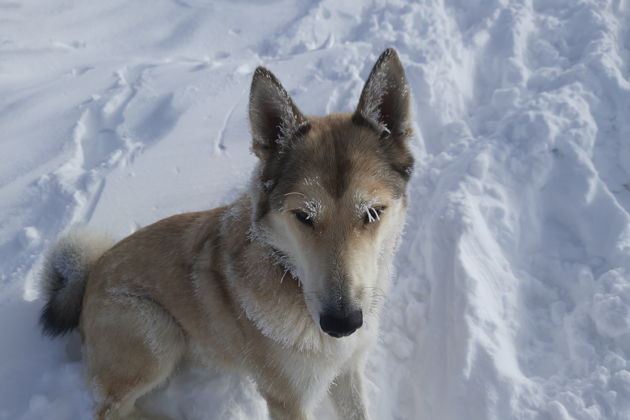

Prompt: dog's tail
[{"left": 39, "top": 229, "right": 115, "bottom": 337}]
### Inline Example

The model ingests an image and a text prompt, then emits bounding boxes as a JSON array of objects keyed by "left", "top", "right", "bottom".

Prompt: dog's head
[{"left": 248, "top": 49, "right": 413, "bottom": 338}]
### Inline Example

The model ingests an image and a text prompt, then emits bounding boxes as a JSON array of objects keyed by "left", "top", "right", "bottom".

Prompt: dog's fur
[{"left": 39, "top": 48, "right": 414, "bottom": 420}]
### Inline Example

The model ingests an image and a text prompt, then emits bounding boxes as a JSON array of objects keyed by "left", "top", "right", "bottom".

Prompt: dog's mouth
[
  {"left": 323, "top": 330, "right": 355, "bottom": 338},
  {"left": 319, "top": 309, "right": 363, "bottom": 338}
]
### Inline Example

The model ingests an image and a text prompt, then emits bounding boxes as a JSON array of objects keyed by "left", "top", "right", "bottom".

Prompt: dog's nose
[{"left": 320, "top": 309, "right": 363, "bottom": 338}]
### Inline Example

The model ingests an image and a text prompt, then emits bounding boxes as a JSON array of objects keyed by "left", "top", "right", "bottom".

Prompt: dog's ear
[
  {"left": 354, "top": 48, "right": 412, "bottom": 140},
  {"left": 249, "top": 67, "right": 308, "bottom": 160}
]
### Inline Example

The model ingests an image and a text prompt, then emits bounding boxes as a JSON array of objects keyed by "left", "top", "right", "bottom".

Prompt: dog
[{"left": 39, "top": 48, "right": 414, "bottom": 420}]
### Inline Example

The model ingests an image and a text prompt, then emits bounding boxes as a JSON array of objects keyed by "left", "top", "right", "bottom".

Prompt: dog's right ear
[
  {"left": 354, "top": 48, "right": 412, "bottom": 141},
  {"left": 249, "top": 67, "right": 308, "bottom": 161}
]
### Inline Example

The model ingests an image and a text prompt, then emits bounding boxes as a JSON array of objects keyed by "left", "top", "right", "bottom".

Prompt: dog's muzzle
[{"left": 319, "top": 309, "right": 363, "bottom": 338}]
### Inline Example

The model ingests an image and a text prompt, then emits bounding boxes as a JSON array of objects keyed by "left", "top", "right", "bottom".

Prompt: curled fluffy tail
[{"left": 39, "top": 229, "right": 115, "bottom": 337}]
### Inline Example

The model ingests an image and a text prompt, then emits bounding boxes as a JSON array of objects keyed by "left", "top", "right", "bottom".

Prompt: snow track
[{"left": 1, "top": 0, "right": 629, "bottom": 419}]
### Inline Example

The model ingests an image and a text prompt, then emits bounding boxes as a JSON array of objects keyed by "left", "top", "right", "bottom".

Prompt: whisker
[{"left": 279, "top": 269, "right": 289, "bottom": 283}]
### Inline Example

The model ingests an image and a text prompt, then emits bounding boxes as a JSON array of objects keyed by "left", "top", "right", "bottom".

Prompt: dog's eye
[
  {"left": 364, "top": 207, "right": 385, "bottom": 225},
  {"left": 294, "top": 211, "right": 314, "bottom": 228}
]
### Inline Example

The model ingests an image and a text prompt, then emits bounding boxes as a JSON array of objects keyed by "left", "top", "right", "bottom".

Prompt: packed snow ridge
[{"left": 1, "top": 0, "right": 629, "bottom": 419}]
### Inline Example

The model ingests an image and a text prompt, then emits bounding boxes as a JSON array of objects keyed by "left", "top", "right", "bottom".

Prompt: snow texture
[{"left": 1, "top": 0, "right": 630, "bottom": 419}]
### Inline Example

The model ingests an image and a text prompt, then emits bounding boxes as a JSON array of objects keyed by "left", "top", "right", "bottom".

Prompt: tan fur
[
  {"left": 45, "top": 48, "right": 414, "bottom": 420},
  {"left": 82, "top": 197, "right": 376, "bottom": 419}
]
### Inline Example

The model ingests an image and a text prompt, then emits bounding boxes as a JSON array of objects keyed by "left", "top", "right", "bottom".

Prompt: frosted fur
[
  {"left": 366, "top": 207, "right": 380, "bottom": 223},
  {"left": 303, "top": 177, "right": 321, "bottom": 187},
  {"left": 357, "top": 198, "right": 384, "bottom": 223},
  {"left": 241, "top": 196, "right": 408, "bottom": 356},
  {"left": 251, "top": 96, "right": 303, "bottom": 152},
  {"left": 304, "top": 199, "right": 323, "bottom": 221},
  {"left": 242, "top": 189, "right": 407, "bottom": 358},
  {"left": 355, "top": 49, "right": 411, "bottom": 138},
  {"left": 283, "top": 192, "right": 324, "bottom": 221},
  {"left": 249, "top": 67, "right": 308, "bottom": 155},
  {"left": 231, "top": 202, "right": 352, "bottom": 354},
  {"left": 244, "top": 188, "right": 304, "bottom": 285},
  {"left": 358, "top": 66, "right": 389, "bottom": 133},
  {"left": 282, "top": 179, "right": 325, "bottom": 221}
]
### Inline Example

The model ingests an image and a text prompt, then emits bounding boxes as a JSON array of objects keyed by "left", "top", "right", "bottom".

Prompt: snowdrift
[{"left": 1, "top": 0, "right": 629, "bottom": 419}]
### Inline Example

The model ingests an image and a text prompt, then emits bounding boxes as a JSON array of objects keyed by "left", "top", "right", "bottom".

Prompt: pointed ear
[
  {"left": 354, "top": 48, "right": 412, "bottom": 140},
  {"left": 249, "top": 67, "right": 309, "bottom": 160}
]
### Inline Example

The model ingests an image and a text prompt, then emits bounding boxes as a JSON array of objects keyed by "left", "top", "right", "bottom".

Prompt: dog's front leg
[
  {"left": 329, "top": 367, "right": 370, "bottom": 420},
  {"left": 264, "top": 394, "right": 312, "bottom": 420}
]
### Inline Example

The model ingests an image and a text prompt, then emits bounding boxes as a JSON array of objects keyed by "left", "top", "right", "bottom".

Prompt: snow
[{"left": 1, "top": 0, "right": 629, "bottom": 419}]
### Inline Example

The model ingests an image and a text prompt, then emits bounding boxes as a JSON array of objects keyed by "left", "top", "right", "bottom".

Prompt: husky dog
[{"left": 39, "top": 48, "right": 414, "bottom": 420}]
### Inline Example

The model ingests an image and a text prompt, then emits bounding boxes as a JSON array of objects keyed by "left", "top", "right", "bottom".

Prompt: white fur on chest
[{"left": 270, "top": 322, "right": 377, "bottom": 410}]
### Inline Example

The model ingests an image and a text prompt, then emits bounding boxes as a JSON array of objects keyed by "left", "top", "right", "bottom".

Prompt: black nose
[{"left": 320, "top": 309, "right": 363, "bottom": 338}]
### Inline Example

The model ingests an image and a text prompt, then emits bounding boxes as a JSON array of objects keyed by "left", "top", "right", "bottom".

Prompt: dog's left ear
[
  {"left": 354, "top": 48, "right": 412, "bottom": 140},
  {"left": 249, "top": 67, "right": 308, "bottom": 161}
]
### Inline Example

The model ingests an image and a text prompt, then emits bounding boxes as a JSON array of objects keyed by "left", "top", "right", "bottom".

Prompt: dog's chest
[
  {"left": 279, "top": 343, "right": 355, "bottom": 406},
  {"left": 271, "top": 326, "right": 373, "bottom": 405}
]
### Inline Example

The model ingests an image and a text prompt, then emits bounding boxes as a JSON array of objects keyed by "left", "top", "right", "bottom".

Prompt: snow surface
[{"left": 1, "top": 0, "right": 630, "bottom": 419}]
